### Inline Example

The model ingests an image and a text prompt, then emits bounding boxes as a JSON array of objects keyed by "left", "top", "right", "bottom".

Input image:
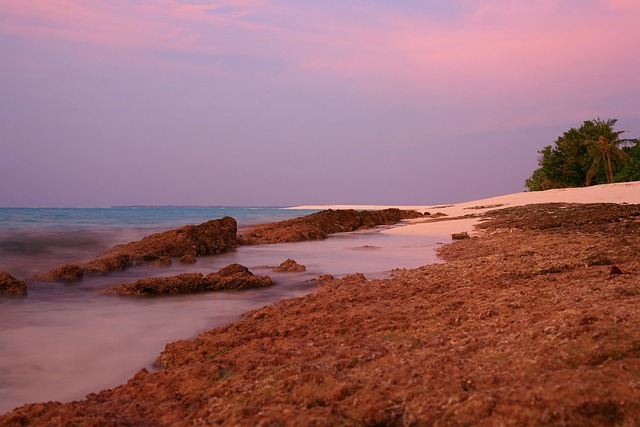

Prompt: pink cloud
[
  {"left": 284, "top": 0, "right": 640, "bottom": 126},
  {"left": 2, "top": 0, "right": 639, "bottom": 121},
  {"left": 0, "top": 1, "right": 275, "bottom": 60}
]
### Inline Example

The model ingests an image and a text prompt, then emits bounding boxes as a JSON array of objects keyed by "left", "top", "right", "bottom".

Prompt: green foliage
[
  {"left": 615, "top": 141, "right": 640, "bottom": 182},
  {"left": 525, "top": 118, "right": 636, "bottom": 191},
  {"left": 581, "top": 119, "right": 629, "bottom": 185}
]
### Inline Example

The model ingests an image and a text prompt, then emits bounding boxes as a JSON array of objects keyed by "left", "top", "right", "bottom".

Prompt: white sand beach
[{"left": 289, "top": 181, "right": 640, "bottom": 237}]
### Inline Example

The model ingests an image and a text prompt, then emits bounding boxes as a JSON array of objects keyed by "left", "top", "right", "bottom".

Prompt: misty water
[{"left": 0, "top": 207, "right": 444, "bottom": 413}]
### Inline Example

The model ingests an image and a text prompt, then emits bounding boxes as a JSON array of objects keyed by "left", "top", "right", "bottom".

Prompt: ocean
[{"left": 0, "top": 207, "right": 443, "bottom": 413}]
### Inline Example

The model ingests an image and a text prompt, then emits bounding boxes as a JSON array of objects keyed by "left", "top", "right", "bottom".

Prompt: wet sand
[{"left": 2, "top": 183, "right": 640, "bottom": 425}]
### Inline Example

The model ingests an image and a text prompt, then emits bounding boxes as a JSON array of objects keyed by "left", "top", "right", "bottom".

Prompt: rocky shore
[
  {"left": 3, "top": 202, "right": 639, "bottom": 425},
  {"left": 34, "top": 209, "right": 424, "bottom": 283},
  {"left": 103, "top": 264, "right": 274, "bottom": 296},
  {"left": 237, "top": 208, "right": 425, "bottom": 245},
  {"left": 34, "top": 216, "right": 239, "bottom": 282}
]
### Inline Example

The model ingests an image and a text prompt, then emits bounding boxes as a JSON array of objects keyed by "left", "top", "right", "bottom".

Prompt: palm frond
[{"left": 585, "top": 157, "right": 602, "bottom": 186}]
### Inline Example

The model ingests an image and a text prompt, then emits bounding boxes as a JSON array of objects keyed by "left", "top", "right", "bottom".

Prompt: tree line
[{"left": 525, "top": 118, "right": 640, "bottom": 191}]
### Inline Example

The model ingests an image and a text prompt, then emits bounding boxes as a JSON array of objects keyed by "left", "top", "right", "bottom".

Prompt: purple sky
[{"left": 1, "top": 1, "right": 639, "bottom": 207}]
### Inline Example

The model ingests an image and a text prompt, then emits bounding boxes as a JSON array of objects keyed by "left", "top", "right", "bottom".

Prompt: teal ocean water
[
  {"left": 0, "top": 206, "right": 316, "bottom": 231},
  {"left": 0, "top": 206, "right": 443, "bottom": 414}
]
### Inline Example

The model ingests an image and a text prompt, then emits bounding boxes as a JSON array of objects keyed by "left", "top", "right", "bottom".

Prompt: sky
[{"left": 1, "top": 0, "right": 639, "bottom": 207}]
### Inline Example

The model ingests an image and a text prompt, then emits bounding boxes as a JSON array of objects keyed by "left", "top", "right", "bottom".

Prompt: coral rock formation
[
  {"left": 104, "top": 264, "right": 273, "bottom": 296},
  {"left": 0, "top": 271, "right": 27, "bottom": 296},
  {"left": 38, "top": 217, "right": 238, "bottom": 282},
  {"left": 273, "top": 258, "right": 306, "bottom": 272},
  {"left": 239, "top": 208, "right": 424, "bottom": 245}
]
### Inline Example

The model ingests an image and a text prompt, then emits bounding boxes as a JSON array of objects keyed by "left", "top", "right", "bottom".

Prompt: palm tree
[{"left": 582, "top": 118, "right": 630, "bottom": 186}]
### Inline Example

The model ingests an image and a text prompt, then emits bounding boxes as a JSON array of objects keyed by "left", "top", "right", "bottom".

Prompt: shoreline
[
  {"left": 287, "top": 181, "right": 640, "bottom": 213},
  {"left": 2, "top": 182, "right": 640, "bottom": 425},
  {"left": 0, "top": 210, "right": 440, "bottom": 414},
  {"left": 291, "top": 181, "right": 640, "bottom": 237}
]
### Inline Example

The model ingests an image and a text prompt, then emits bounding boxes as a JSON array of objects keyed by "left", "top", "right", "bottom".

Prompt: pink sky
[{"left": 1, "top": 0, "right": 639, "bottom": 206}]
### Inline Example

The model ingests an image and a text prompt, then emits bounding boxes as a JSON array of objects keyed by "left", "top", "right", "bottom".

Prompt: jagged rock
[
  {"left": 583, "top": 254, "right": 613, "bottom": 267},
  {"left": 311, "top": 274, "right": 335, "bottom": 283},
  {"left": 84, "top": 254, "right": 133, "bottom": 276},
  {"left": 0, "top": 271, "right": 27, "bottom": 296},
  {"left": 238, "top": 208, "right": 424, "bottom": 245},
  {"left": 205, "top": 264, "right": 273, "bottom": 291},
  {"left": 35, "top": 264, "right": 84, "bottom": 282},
  {"left": 39, "top": 216, "right": 238, "bottom": 281},
  {"left": 179, "top": 254, "right": 197, "bottom": 264},
  {"left": 140, "top": 255, "right": 172, "bottom": 267},
  {"left": 610, "top": 265, "right": 624, "bottom": 275},
  {"left": 273, "top": 258, "right": 306, "bottom": 272},
  {"left": 452, "top": 232, "right": 471, "bottom": 240},
  {"left": 216, "top": 263, "right": 251, "bottom": 276},
  {"left": 110, "top": 216, "right": 238, "bottom": 259},
  {"left": 106, "top": 273, "right": 207, "bottom": 296},
  {"left": 104, "top": 264, "right": 273, "bottom": 296}
]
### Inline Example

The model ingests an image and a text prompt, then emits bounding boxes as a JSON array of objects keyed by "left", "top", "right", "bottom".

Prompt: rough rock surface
[
  {"left": 105, "top": 216, "right": 238, "bottom": 259},
  {"left": 205, "top": 264, "right": 274, "bottom": 291},
  {"left": 38, "top": 217, "right": 238, "bottom": 282},
  {"left": 179, "top": 254, "right": 197, "bottom": 264},
  {"left": 0, "top": 271, "right": 27, "bottom": 297},
  {"left": 36, "top": 210, "right": 420, "bottom": 283},
  {"left": 451, "top": 231, "right": 471, "bottom": 240},
  {"left": 273, "top": 258, "right": 306, "bottom": 272},
  {"left": 311, "top": 274, "right": 335, "bottom": 283},
  {"left": 238, "top": 208, "right": 424, "bottom": 245},
  {"left": 34, "top": 263, "right": 85, "bottom": 282},
  {"left": 6, "top": 203, "right": 640, "bottom": 425},
  {"left": 104, "top": 264, "right": 273, "bottom": 296}
]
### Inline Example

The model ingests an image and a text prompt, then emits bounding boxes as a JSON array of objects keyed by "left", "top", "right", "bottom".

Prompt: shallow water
[{"left": 0, "top": 208, "right": 444, "bottom": 414}]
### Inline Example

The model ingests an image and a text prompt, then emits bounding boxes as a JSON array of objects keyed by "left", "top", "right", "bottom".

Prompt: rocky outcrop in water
[
  {"left": 35, "top": 210, "right": 423, "bottom": 283},
  {"left": 0, "top": 271, "right": 27, "bottom": 296},
  {"left": 35, "top": 264, "right": 85, "bottom": 283},
  {"left": 37, "top": 217, "right": 238, "bottom": 282},
  {"left": 104, "top": 264, "right": 273, "bottom": 296},
  {"left": 107, "top": 216, "right": 238, "bottom": 259},
  {"left": 273, "top": 258, "right": 306, "bottom": 272},
  {"left": 238, "top": 208, "right": 424, "bottom": 245}
]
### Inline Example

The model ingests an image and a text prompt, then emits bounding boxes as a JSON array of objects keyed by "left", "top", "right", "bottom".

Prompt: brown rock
[
  {"left": 216, "top": 263, "right": 251, "bottom": 276},
  {"left": 273, "top": 258, "right": 306, "bottom": 272},
  {"left": 0, "top": 271, "right": 27, "bottom": 296},
  {"left": 140, "top": 255, "right": 172, "bottom": 267},
  {"left": 451, "top": 231, "right": 471, "bottom": 240},
  {"left": 179, "top": 254, "right": 197, "bottom": 264},
  {"left": 311, "top": 274, "right": 335, "bottom": 283},
  {"left": 104, "top": 273, "right": 208, "bottom": 296},
  {"left": 238, "top": 208, "right": 424, "bottom": 245},
  {"left": 584, "top": 254, "right": 613, "bottom": 267},
  {"left": 83, "top": 254, "right": 133, "bottom": 276},
  {"left": 431, "top": 212, "right": 449, "bottom": 218},
  {"left": 111, "top": 216, "right": 238, "bottom": 259},
  {"left": 104, "top": 264, "right": 273, "bottom": 296},
  {"left": 35, "top": 264, "right": 84, "bottom": 282},
  {"left": 40, "top": 216, "right": 238, "bottom": 279},
  {"left": 104, "top": 273, "right": 204, "bottom": 296},
  {"left": 610, "top": 265, "right": 624, "bottom": 275},
  {"left": 205, "top": 264, "right": 273, "bottom": 291}
]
